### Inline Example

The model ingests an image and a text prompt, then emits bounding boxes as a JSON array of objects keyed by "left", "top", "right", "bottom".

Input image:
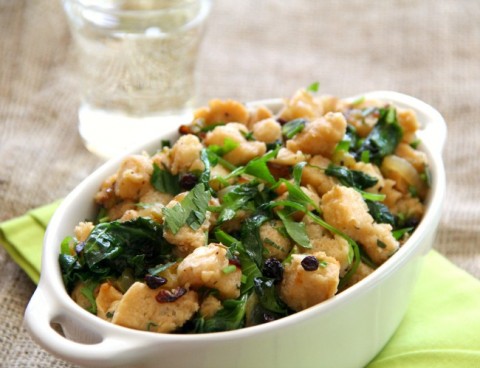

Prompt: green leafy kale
[
  {"left": 59, "top": 217, "right": 173, "bottom": 292},
  {"left": 325, "top": 164, "right": 378, "bottom": 190},
  {"left": 151, "top": 163, "right": 181, "bottom": 195},
  {"left": 195, "top": 294, "right": 248, "bottom": 333},
  {"left": 365, "top": 200, "right": 396, "bottom": 226},
  {"left": 253, "top": 277, "right": 289, "bottom": 315},
  {"left": 355, "top": 107, "right": 403, "bottom": 165}
]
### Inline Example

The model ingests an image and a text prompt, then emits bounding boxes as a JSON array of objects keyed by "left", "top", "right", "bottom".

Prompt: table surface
[{"left": 1, "top": 1, "right": 479, "bottom": 367}]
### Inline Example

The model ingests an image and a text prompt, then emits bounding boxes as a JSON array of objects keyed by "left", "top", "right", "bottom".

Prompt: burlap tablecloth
[{"left": 0, "top": 0, "right": 479, "bottom": 366}]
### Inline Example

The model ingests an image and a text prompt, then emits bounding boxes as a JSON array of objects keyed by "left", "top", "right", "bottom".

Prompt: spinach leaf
[
  {"left": 282, "top": 118, "right": 307, "bottom": 139},
  {"left": 253, "top": 277, "right": 288, "bottom": 315},
  {"left": 196, "top": 294, "right": 248, "bottom": 333},
  {"left": 365, "top": 199, "right": 396, "bottom": 226},
  {"left": 151, "top": 163, "right": 181, "bottom": 195},
  {"left": 325, "top": 164, "right": 378, "bottom": 190},
  {"left": 355, "top": 107, "right": 403, "bottom": 165},
  {"left": 60, "top": 217, "right": 174, "bottom": 292},
  {"left": 162, "top": 183, "right": 211, "bottom": 234}
]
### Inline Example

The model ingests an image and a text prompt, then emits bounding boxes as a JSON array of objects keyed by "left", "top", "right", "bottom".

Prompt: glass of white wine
[{"left": 62, "top": 0, "right": 212, "bottom": 158}]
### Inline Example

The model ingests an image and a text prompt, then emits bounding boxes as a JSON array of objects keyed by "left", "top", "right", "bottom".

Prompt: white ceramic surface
[{"left": 24, "top": 91, "right": 446, "bottom": 368}]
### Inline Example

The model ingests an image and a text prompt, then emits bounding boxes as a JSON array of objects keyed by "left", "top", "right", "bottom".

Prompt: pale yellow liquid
[{"left": 64, "top": 0, "right": 209, "bottom": 158}]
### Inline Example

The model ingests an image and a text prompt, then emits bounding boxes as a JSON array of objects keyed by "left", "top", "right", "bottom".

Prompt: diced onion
[{"left": 381, "top": 155, "right": 427, "bottom": 199}]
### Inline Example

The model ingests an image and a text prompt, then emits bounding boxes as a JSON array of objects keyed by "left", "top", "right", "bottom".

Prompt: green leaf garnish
[
  {"left": 355, "top": 107, "right": 403, "bottom": 165},
  {"left": 277, "top": 210, "right": 311, "bottom": 249},
  {"left": 151, "top": 163, "right": 181, "bottom": 195},
  {"left": 163, "top": 183, "right": 211, "bottom": 234},
  {"left": 325, "top": 164, "right": 378, "bottom": 190},
  {"left": 306, "top": 81, "right": 320, "bottom": 93},
  {"left": 282, "top": 118, "right": 307, "bottom": 139}
]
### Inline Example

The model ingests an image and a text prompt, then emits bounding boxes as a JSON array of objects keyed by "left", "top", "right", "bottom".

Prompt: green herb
[
  {"left": 392, "top": 227, "right": 414, "bottom": 240},
  {"left": 357, "top": 190, "right": 386, "bottom": 202},
  {"left": 151, "top": 163, "right": 181, "bottom": 195},
  {"left": 355, "top": 107, "right": 403, "bottom": 165},
  {"left": 148, "top": 261, "right": 176, "bottom": 276},
  {"left": 318, "top": 260, "right": 328, "bottom": 268},
  {"left": 292, "top": 162, "right": 307, "bottom": 186},
  {"left": 282, "top": 118, "right": 307, "bottom": 139},
  {"left": 377, "top": 240, "right": 387, "bottom": 249},
  {"left": 243, "top": 147, "right": 280, "bottom": 184},
  {"left": 241, "top": 212, "right": 270, "bottom": 267},
  {"left": 306, "top": 81, "right": 320, "bottom": 93},
  {"left": 80, "top": 280, "right": 99, "bottom": 314},
  {"left": 325, "top": 164, "right": 378, "bottom": 190},
  {"left": 146, "top": 321, "right": 158, "bottom": 331},
  {"left": 410, "top": 139, "right": 421, "bottom": 149},
  {"left": 366, "top": 200, "right": 396, "bottom": 226},
  {"left": 360, "top": 150, "right": 370, "bottom": 163},
  {"left": 217, "top": 182, "right": 262, "bottom": 223},
  {"left": 207, "top": 137, "right": 239, "bottom": 156},
  {"left": 95, "top": 207, "right": 109, "bottom": 224},
  {"left": 408, "top": 185, "right": 418, "bottom": 198},
  {"left": 351, "top": 96, "right": 365, "bottom": 106},
  {"left": 161, "top": 140, "right": 171, "bottom": 148},
  {"left": 222, "top": 265, "right": 238, "bottom": 274},
  {"left": 106, "top": 311, "right": 114, "bottom": 319},
  {"left": 163, "top": 183, "right": 211, "bottom": 234},
  {"left": 195, "top": 294, "right": 248, "bottom": 333},
  {"left": 335, "top": 140, "right": 351, "bottom": 153},
  {"left": 253, "top": 277, "right": 288, "bottom": 314},
  {"left": 277, "top": 210, "right": 312, "bottom": 249}
]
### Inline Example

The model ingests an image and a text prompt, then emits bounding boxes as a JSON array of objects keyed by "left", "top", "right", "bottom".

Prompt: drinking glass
[{"left": 62, "top": 0, "right": 212, "bottom": 158}]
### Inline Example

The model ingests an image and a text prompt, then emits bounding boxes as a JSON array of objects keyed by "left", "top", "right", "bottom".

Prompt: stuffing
[
  {"left": 193, "top": 99, "right": 249, "bottom": 126},
  {"left": 252, "top": 118, "right": 282, "bottom": 143},
  {"left": 321, "top": 186, "right": 399, "bottom": 265},
  {"left": 114, "top": 154, "right": 153, "bottom": 201},
  {"left": 177, "top": 243, "right": 242, "bottom": 300},
  {"left": 279, "top": 252, "right": 340, "bottom": 311},
  {"left": 169, "top": 134, "right": 204, "bottom": 175},
  {"left": 95, "top": 283, "right": 123, "bottom": 321},
  {"left": 286, "top": 112, "right": 347, "bottom": 158},
  {"left": 203, "top": 123, "right": 266, "bottom": 166},
  {"left": 259, "top": 219, "right": 293, "bottom": 260},
  {"left": 111, "top": 282, "right": 199, "bottom": 333},
  {"left": 74, "top": 221, "right": 94, "bottom": 242}
]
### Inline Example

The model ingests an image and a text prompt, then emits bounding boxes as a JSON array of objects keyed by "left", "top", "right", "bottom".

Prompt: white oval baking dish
[{"left": 24, "top": 91, "right": 446, "bottom": 368}]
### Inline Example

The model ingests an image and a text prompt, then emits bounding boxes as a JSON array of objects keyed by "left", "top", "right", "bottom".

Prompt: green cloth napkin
[{"left": 1, "top": 201, "right": 479, "bottom": 367}]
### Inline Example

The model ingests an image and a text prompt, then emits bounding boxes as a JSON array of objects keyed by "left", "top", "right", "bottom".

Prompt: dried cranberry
[
  {"left": 156, "top": 287, "right": 187, "bottom": 303},
  {"left": 301, "top": 255, "right": 319, "bottom": 271},
  {"left": 179, "top": 172, "right": 198, "bottom": 190},
  {"left": 145, "top": 275, "right": 167, "bottom": 289},
  {"left": 267, "top": 162, "right": 291, "bottom": 180},
  {"left": 262, "top": 258, "right": 284, "bottom": 283},
  {"left": 178, "top": 125, "right": 191, "bottom": 135},
  {"left": 276, "top": 118, "right": 287, "bottom": 125}
]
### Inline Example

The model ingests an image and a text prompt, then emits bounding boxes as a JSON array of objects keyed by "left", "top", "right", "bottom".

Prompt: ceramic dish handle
[{"left": 24, "top": 287, "right": 135, "bottom": 367}]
